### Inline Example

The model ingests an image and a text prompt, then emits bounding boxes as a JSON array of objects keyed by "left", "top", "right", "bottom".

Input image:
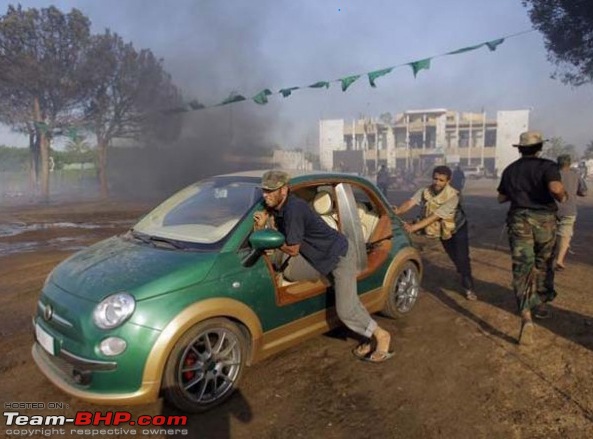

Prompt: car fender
[
  {"left": 380, "top": 247, "right": 423, "bottom": 305},
  {"left": 142, "top": 298, "right": 263, "bottom": 391}
]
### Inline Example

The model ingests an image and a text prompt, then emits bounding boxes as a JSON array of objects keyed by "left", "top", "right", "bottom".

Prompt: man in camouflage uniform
[{"left": 497, "top": 131, "right": 567, "bottom": 345}]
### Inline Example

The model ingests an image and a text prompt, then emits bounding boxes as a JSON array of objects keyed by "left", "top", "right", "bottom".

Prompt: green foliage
[
  {"left": 379, "top": 112, "right": 394, "bottom": 125},
  {"left": 53, "top": 146, "right": 97, "bottom": 169},
  {"left": 523, "top": 0, "right": 593, "bottom": 86},
  {"left": 83, "top": 30, "right": 183, "bottom": 145},
  {"left": 0, "top": 4, "right": 184, "bottom": 198},
  {"left": 0, "top": 5, "right": 92, "bottom": 128},
  {"left": 0, "top": 146, "right": 29, "bottom": 171}
]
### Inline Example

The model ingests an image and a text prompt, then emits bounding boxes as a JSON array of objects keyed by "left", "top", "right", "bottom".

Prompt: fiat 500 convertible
[{"left": 32, "top": 170, "right": 422, "bottom": 412}]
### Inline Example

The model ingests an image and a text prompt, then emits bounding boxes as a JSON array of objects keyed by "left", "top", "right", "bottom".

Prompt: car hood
[{"left": 51, "top": 236, "right": 218, "bottom": 301}]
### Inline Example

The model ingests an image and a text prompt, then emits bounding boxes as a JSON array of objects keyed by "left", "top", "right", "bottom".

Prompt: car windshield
[{"left": 133, "top": 178, "right": 261, "bottom": 245}]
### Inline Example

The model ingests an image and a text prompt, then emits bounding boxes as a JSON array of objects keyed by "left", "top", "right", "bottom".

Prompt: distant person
[
  {"left": 578, "top": 161, "right": 588, "bottom": 180},
  {"left": 555, "top": 154, "right": 588, "bottom": 270},
  {"left": 497, "top": 131, "right": 567, "bottom": 346},
  {"left": 395, "top": 165, "right": 477, "bottom": 301},
  {"left": 450, "top": 165, "right": 466, "bottom": 192},
  {"left": 376, "top": 165, "right": 389, "bottom": 196}
]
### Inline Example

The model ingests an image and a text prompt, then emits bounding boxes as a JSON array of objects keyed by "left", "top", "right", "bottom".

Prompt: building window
[{"left": 485, "top": 129, "right": 497, "bottom": 147}]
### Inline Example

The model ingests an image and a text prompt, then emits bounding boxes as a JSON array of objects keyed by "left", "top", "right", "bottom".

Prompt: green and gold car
[{"left": 32, "top": 170, "right": 422, "bottom": 412}]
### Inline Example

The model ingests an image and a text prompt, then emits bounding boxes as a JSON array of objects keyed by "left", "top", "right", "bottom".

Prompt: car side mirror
[{"left": 241, "top": 229, "right": 285, "bottom": 267}]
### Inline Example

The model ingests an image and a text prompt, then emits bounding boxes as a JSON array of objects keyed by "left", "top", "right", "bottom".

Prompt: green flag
[
  {"left": 220, "top": 92, "right": 246, "bottom": 106},
  {"left": 367, "top": 68, "right": 393, "bottom": 87},
  {"left": 485, "top": 38, "right": 504, "bottom": 51},
  {"left": 309, "top": 81, "right": 330, "bottom": 89},
  {"left": 409, "top": 58, "right": 431, "bottom": 78},
  {"left": 253, "top": 89, "right": 273, "bottom": 105},
  {"left": 446, "top": 43, "right": 484, "bottom": 55},
  {"left": 340, "top": 75, "right": 361, "bottom": 92},
  {"left": 279, "top": 87, "right": 300, "bottom": 97}
]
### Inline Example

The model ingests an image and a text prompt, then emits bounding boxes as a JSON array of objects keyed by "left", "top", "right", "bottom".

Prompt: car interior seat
[
  {"left": 312, "top": 190, "right": 338, "bottom": 230},
  {"left": 357, "top": 202, "right": 379, "bottom": 242}
]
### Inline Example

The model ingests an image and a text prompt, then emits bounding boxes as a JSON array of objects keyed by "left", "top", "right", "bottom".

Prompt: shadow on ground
[{"left": 421, "top": 259, "right": 593, "bottom": 352}]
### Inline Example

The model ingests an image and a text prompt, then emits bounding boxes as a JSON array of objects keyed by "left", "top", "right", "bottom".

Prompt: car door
[{"left": 334, "top": 182, "right": 368, "bottom": 273}]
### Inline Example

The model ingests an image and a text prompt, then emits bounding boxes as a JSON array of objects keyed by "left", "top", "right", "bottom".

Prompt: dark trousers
[{"left": 441, "top": 222, "right": 474, "bottom": 290}]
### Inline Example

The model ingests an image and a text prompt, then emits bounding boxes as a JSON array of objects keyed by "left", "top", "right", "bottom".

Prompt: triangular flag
[
  {"left": 409, "top": 58, "right": 431, "bottom": 78},
  {"left": 279, "top": 87, "right": 300, "bottom": 97},
  {"left": 485, "top": 38, "right": 504, "bottom": 51},
  {"left": 446, "top": 43, "right": 484, "bottom": 55},
  {"left": 309, "top": 81, "right": 330, "bottom": 89},
  {"left": 252, "top": 89, "right": 272, "bottom": 105},
  {"left": 367, "top": 68, "right": 393, "bottom": 87},
  {"left": 340, "top": 75, "right": 361, "bottom": 92},
  {"left": 220, "top": 92, "right": 246, "bottom": 106}
]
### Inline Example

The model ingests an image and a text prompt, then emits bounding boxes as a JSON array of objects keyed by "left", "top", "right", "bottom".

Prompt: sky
[{"left": 1, "top": 0, "right": 592, "bottom": 153}]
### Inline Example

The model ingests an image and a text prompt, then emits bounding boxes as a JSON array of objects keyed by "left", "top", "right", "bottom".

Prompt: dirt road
[{"left": 1, "top": 180, "right": 592, "bottom": 438}]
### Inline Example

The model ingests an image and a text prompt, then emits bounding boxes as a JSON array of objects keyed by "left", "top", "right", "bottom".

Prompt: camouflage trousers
[{"left": 507, "top": 209, "right": 557, "bottom": 313}]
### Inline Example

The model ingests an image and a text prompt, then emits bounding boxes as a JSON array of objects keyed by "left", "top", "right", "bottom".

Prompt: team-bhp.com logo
[{"left": 4, "top": 411, "right": 188, "bottom": 436}]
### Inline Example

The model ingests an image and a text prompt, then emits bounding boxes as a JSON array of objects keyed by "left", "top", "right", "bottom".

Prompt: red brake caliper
[{"left": 183, "top": 352, "right": 197, "bottom": 381}]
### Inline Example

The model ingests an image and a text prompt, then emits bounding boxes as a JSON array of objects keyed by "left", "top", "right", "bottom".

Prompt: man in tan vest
[{"left": 395, "top": 165, "right": 477, "bottom": 301}]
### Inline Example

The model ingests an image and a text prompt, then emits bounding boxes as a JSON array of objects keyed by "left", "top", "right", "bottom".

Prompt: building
[{"left": 319, "top": 109, "right": 529, "bottom": 176}]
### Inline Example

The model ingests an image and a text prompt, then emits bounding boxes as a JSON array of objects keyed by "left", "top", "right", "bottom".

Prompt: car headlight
[{"left": 93, "top": 293, "right": 135, "bottom": 329}]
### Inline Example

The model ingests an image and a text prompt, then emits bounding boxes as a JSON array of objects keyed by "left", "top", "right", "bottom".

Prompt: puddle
[
  {"left": 0, "top": 220, "right": 133, "bottom": 237},
  {"left": 0, "top": 220, "right": 133, "bottom": 257},
  {"left": 0, "top": 237, "right": 90, "bottom": 257}
]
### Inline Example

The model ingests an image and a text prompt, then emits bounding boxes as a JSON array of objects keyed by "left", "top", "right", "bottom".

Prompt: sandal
[
  {"left": 352, "top": 342, "right": 373, "bottom": 360},
  {"left": 363, "top": 350, "right": 395, "bottom": 363},
  {"left": 465, "top": 290, "right": 478, "bottom": 301}
]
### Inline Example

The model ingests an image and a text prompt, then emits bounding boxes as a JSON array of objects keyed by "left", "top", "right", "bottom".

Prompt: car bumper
[{"left": 32, "top": 342, "right": 160, "bottom": 405}]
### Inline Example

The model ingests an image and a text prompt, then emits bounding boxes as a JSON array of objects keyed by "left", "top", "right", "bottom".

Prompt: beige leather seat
[
  {"left": 312, "top": 191, "right": 338, "bottom": 230},
  {"left": 357, "top": 202, "right": 379, "bottom": 241}
]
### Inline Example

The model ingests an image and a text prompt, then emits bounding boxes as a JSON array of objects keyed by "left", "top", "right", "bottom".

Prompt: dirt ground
[{"left": 1, "top": 179, "right": 593, "bottom": 439}]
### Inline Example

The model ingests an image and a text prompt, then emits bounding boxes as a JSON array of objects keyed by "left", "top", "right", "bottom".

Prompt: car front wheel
[
  {"left": 162, "top": 318, "right": 247, "bottom": 413},
  {"left": 383, "top": 261, "right": 420, "bottom": 317}
]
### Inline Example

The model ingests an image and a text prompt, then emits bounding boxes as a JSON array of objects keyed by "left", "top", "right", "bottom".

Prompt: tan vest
[{"left": 422, "top": 185, "right": 458, "bottom": 240}]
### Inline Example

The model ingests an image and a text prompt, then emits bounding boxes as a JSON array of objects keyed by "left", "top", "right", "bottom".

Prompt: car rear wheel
[
  {"left": 383, "top": 261, "right": 420, "bottom": 317},
  {"left": 162, "top": 318, "right": 247, "bottom": 413}
]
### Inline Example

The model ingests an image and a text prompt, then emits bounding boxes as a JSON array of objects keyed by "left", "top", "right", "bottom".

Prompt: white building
[
  {"left": 319, "top": 108, "right": 530, "bottom": 176},
  {"left": 495, "top": 110, "right": 530, "bottom": 174},
  {"left": 319, "top": 119, "right": 345, "bottom": 171}
]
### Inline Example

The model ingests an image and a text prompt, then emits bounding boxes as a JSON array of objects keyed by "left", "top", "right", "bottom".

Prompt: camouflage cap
[
  {"left": 513, "top": 131, "right": 547, "bottom": 147},
  {"left": 260, "top": 170, "right": 290, "bottom": 191}
]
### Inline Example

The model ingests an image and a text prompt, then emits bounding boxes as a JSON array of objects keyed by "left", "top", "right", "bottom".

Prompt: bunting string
[
  {"left": 32, "top": 30, "right": 535, "bottom": 139},
  {"left": 165, "top": 29, "right": 535, "bottom": 113}
]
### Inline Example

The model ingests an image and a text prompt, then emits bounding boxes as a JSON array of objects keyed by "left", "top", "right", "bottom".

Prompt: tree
[
  {"left": 541, "top": 137, "right": 576, "bottom": 160},
  {"left": 0, "top": 5, "right": 92, "bottom": 201},
  {"left": 379, "top": 112, "right": 393, "bottom": 125},
  {"left": 82, "top": 30, "right": 182, "bottom": 197},
  {"left": 523, "top": 1, "right": 593, "bottom": 86}
]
